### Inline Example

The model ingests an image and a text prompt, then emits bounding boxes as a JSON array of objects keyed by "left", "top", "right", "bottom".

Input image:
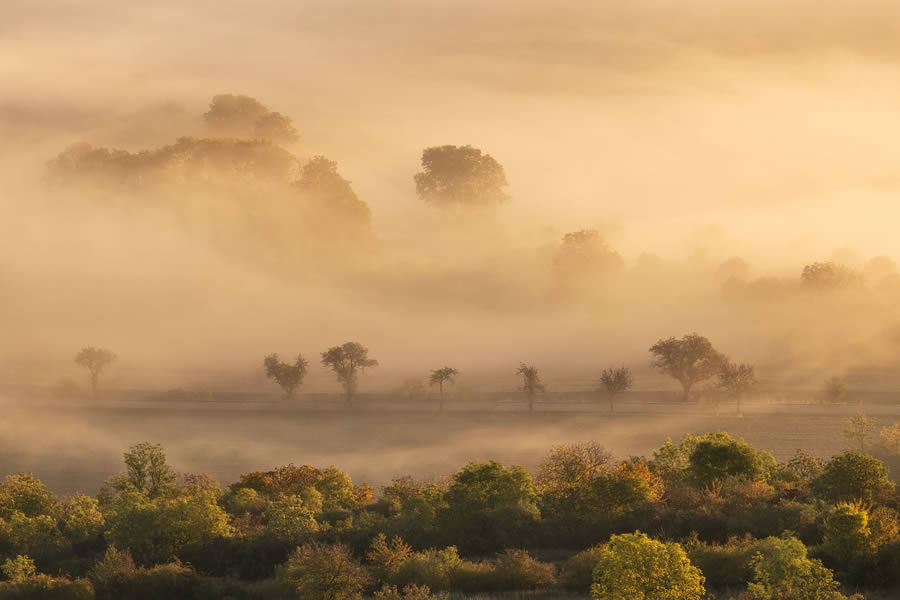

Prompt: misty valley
[{"left": 7, "top": 1, "right": 900, "bottom": 599}]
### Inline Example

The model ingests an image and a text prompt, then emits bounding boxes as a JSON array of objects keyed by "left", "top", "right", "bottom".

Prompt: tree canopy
[
  {"left": 413, "top": 145, "right": 508, "bottom": 208},
  {"left": 649, "top": 333, "right": 726, "bottom": 401}
]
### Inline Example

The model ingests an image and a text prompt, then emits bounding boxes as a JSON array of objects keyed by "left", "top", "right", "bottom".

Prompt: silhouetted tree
[
  {"left": 649, "top": 333, "right": 725, "bottom": 402},
  {"left": 321, "top": 342, "right": 378, "bottom": 403},
  {"left": 801, "top": 261, "right": 861, "bottom": 289},
  {"left": 74, "top": 347, "right": 116, "bottom": 396},
  {"left": 296, "top": 156, "right": 371, "bottom": 227},
  {"left": 429, "top": 367, "right": 459, "bottom": 412},
  {"left": 717, "top": 361, "right": 758, "bottom": 416},
  {"left": 203, "top": 94, "right": 270, "bottom": 136},
  {"left": 599, "top": 366, "right": 633, "bottom": 414},
  {"left": 516, "top": 363, "right": 545, "bottom": 413},
  {"left": 253, "top": 111, "right": 299, "bottom": 143},
  {"left": 264, "top": 353, "right": 309, "bottom": 398},
  {"left": 414, "top": 145, "right": 508, "bottom": 208},
  {"left": 554, "top": 230, "right": 624, "bottom": 284}
]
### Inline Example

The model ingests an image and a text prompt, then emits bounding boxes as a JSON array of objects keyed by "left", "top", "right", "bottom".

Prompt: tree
[
  {"left": 253, "top": 111, "right": 299, "bottom": 143},
  {"left": 824, "top": 376, "right": 848, "bottom": 403},
  {"left": 535, "top": 442, "right": 611, "bottom": 515},
  {"left": 264, "top": 495, "right": 319, "bottom": 543},
  {"left": 599, "top": 367, "right": 633, "bottom": 414},
  {"left": 590, "top": 532, "right": 705, "bottom": 600},
  {"left": 812, "top": 451, "right": 895, "bottom": 503},
  {"left": 554, "top": 230, "right": 624, "bottom": 284},
  {"left": 428, "top": 367, "right": 459, "bottom": 412},
  {"left": 74, "top": 347, "right": 116, "bottom": 396},
  {"left": 844, "top": 412, "right": 875, "bottom": 452},
  {"left": 686, "top": 432, "right": 774, "bottom": 487},
  {"left": 441, "top": 461, "right": 540, "bottom": 554},
  {"left": 264, "top": 353, "right": 309, "bottom": 398},
  {"left": 203, "top": 94, "right": 270, "bottom": 137},
  {"left": 717, "top": 361, "right": 758, "bottom": 416},
  {"left": 276, "top": 543, "right": 370, "bottom": 600},
  {"left": 823, "top": 503, "right": 872, "bottom": 567},
  {"left": 413, "top": 145, "right": 508, "bottom": 208},
  {"left": 649, "top": 334, "right": 725, "bottom": 402},
  {"left": 111, "top": 442, "right": 177, "bottom": 500},
  {"left": 321, "top": 342, "right": 378, "bottom": 403},
  {"left": 801, "top": 261, "right": 861, "bottom": 289},
  {"left": 746, "top": 535, "right": 852, "bottom": 600},
  {"left": 880, "top": 423, "right": 900, "bottom": 454},
  {"left": 296, "top": 156, "right": 371, "bottom": 227},
  {"left": 516, "top": 363, "right": 545, "bottom": 413}
]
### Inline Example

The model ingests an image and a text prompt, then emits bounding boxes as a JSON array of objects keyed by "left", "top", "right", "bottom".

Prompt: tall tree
[
  {"left": 600, "top": 366, "right": 633, "bottom": 414},
  {"left": 320, "top": 342, "right": 378, "bottom": 403},
  {"left": 649, "top": 333, "right": 725, "bottom": 402},
  {"left": 429, "top": 367, "right": 459, "bottom": 412},
  {"left": 414, "top": 145, "right": 508, "bottom": 208},
  {"left": 74, "top": 347, "right": 116, "bottom": 396},
  {"left": 717, "top": 361, "right": 757, "bottom": 417},
  {"left": 264, "top": 353, "right": 309, "bottom": 398},
  {"left": 203, "top": 94, "right": 270, "bottom": 137},
  {"left": 516, "top": 363, "right": 545, "bottom": 413}
]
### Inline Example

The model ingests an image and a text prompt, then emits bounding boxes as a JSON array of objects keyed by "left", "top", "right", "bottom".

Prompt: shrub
[
  {"left": 746, "top": 535, "right": 854, "bottom": 600},
  {"left": 812, "top": 451, "right": 895, "bottom": 504},
  {"left": 590, "top": 532, "right": 704, "bottom": 600},
  {"left": 0, "top": 575, "right": 94, "bottom": 600},
  {"left": 276, "top": 543, "right": 369, "bottom": 600}
]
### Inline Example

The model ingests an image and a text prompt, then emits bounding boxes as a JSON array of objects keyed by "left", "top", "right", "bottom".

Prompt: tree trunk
[
  {"left": 737, "top": 393, "right": 743, "bottom": 417},
  {"left": 439, "top": 382, "right": 444, "bottom": 412},
  {"left": 90, "top": 372, "right": 99, "bottom": 397},
  {"left": 528, "top": 392, "right": 534, "bottom": 413},
  {"left": 681, "top": 382, "right": 692, "bottom": 402},
  {"left": 609, "top": 392, "right": 614, "bottom": 414}
]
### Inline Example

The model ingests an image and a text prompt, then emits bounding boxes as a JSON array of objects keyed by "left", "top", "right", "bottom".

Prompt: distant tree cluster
[{"left": 203, "top": 94, "right": 299, "bottom": 143}]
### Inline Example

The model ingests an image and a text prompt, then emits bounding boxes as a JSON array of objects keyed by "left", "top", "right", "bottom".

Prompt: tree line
[
  {"left": 73, "top": 332, "right": 859, "bottom": 416},
  {"left": 1, "top": 428, "right": 899, "bottom": 598}
]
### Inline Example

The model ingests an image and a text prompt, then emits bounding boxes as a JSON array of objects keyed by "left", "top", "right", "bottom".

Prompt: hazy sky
[
  {"left": 4, "top": 1, "right": 900, "bottom": 389},
  {"left": 5, "top": 0, "right": 900, "bottom": 259}
]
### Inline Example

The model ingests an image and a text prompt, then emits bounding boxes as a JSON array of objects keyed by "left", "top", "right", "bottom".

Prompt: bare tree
[
  {"left": 74, "top": 347, "right": 116, "bottom": 396},
  {"left": 516, "top": 363, "right": 545, "bottom": 413},
  {"left": 320, "top": 342, "right": 378, "bottom": 403},
  {"left": 264, "top": 353, "right": 309, "bottom": 398},
  {"left": 600, "top": 366, "right": 633, "bottom": 414},
  {"left": 649, "top": 333, "right": 725, "bottom": 402},
  {"left": 717, "top": 361, "right": 757, "bottom": 417},
  {"left": 429, "top": 367, "right": 459, "bottom": 412}
]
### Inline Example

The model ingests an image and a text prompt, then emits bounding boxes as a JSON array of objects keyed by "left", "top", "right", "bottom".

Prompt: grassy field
[{"left": 0, "top": 395, "right": 889, "bottom": 494}]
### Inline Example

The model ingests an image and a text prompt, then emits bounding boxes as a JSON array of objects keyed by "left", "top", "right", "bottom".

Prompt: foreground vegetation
[{"left": 1, "top": 429, "right": 899, "bottom": 599}]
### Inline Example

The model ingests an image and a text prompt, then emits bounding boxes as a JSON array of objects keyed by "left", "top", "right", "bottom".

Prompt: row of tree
[{"left": 73, "top": 333, "right": 760, "bottom": 413}]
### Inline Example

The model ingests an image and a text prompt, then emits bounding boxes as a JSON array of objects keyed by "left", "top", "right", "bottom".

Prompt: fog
[{"left": 3, "top": 1, "right": 900, "bottom": 487}]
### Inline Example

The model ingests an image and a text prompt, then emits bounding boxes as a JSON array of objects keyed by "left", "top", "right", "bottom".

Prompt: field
[{"left": 1, "top": 390, "right": 893, "bottom": 494}]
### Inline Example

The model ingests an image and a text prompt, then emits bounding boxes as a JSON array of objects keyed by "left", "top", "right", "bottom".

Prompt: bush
[
  {"left": 590, "top": 532, "right": 705, "bottom": 600},
  {"left": 276, "top": 543, "right": 369, "bottom": 600},
  {"left": 812, "top": 451, "right": 895, "bottom": 504},
  {"left": 367, "top": 535, "right": 461, "bottom": 591},
  {"left": 687, "top": 433, "right": 775, "bottom": 487},
  {"left": 746, "top": 535, "right": 855, "bottom": 600},
  {"left": 0, "top": 575, "right": 94, "bottom": 600}
]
